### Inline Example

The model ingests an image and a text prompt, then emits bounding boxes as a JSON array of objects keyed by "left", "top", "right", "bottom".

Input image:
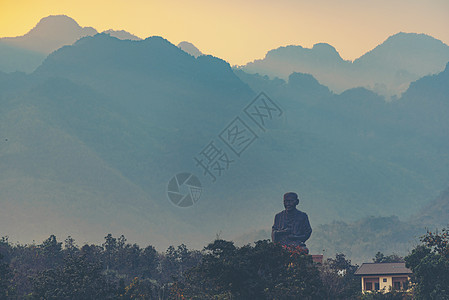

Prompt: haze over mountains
[
  {"left": 240, "top": 33, "right": 449, "bottom": 98},
  {"left": 1, "top": 33, "right": 256, "bottom": 248},
  {"left": 2, "top": 15, "right": 449, "bottom": 100},
  {"left": 0, "top": 16, "right": 448, "bottom": 258},
  {"left": 233, "top": 61, "right": 449, "bottom": 261},
  {"left": 236, "top": 182, "right": 449, "bottom": 264}
]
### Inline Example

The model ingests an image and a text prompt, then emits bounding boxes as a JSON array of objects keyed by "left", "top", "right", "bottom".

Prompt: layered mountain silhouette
[
  {"left": 234, "top": 62, "right": 449, "bottom": 226},
  {"left": 0, "top": 29, "right": 448, "bottom": 250},
  {"left": 0, "top": 33, "right": 255, "bottom": 247},
  {"left": 0, "top": 15, "right": 140, "bottom": 73},
  {"left": 0, "top": 15, "right": 97, "bottom": 54},
  {"left": 103, "top": 29, "right": 141, "bottom": 41},
  {"left": 0, "top": 14, "right": 95, "bottom": 73},
  {"left": 240, "top": 33, "right": 449, "bottom": 98}
]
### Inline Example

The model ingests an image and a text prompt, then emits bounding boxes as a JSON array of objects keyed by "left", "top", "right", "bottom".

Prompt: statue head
[{"left": 283, "top": 192, "right": 299, "bottom": 212}]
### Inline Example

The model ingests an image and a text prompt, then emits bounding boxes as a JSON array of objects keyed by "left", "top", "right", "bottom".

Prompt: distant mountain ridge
[
  {"left": 2, "top": 14, "right": 449, "bottom": 99},
  {"left": 354, "top": 33, "right": 449, "bottom": 76},
  {"left": 34, "top": 33, "right": 249, "bottom": 107},
  {"left": 0, "top": 15, "right": 141, "bottom": 73},
  {"left": 0, "top": 15, "right": 97, "bottom": 54},
  {"left": 178, "top": 41, "right": 203, "bottom": 57},
  {"left": 233, "top": 60, "right": 449, "bottom": 226},
  {"left": 239, "top": 32, "right": 449, "bottom": 98},
  {"left": 103, "top": 29, "right": 141, "bottom": 41}
]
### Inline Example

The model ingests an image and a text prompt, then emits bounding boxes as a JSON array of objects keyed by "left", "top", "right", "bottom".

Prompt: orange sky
[{"left": 1, "top": 0, "right": 448, "bottom": 65}]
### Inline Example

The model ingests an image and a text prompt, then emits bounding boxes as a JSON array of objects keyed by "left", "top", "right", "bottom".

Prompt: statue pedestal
[
  {"left": 311, "top": 254, "right": 323, "bottom": 264},
  {"left": 281, "top": 244, "right": 309, "bottom": 255}
]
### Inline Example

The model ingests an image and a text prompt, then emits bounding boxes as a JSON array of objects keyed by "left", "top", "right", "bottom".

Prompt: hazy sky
[{"left": 1, "top": 0, "right": 448, "bottom": 65}]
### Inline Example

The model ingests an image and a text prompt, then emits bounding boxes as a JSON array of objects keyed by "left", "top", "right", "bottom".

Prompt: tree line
[{"left": 0, "top": 228, "right": 447, "bottom": 299}]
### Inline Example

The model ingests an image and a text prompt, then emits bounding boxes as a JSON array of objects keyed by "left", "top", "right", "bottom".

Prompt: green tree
[
  {"left": 373, "top": 252, "right": 404, "bottom": 263},
  {"left": 40, "top": 235, "right": 63, "bottom": 268},
  {"left": 140, "top": 245, "right": 158, "bottom": 279},
  {"left": 405, "top": 228, "right": 449, "bottom": 299},
  {"left": 103, "top": 233, "right": 118, "bottom": 270},
  {"left": 359, "top": 289, "right": 411, "bottom": 300},
  {"left": 0, "top": 253, "right": 13, "bottom": 298},
  {"left": 320, "top": 253, "right": 360, "bottom": 299},
  {"left": 32, "top": 253, "right": 116, "bottom": 299},
  {"left": 174, "top": 239, "right": 325, "bottom": 299},
  {"left": 118, "top": 277, "right": 162, "bottom": 299},
  {"left": 160, "top": 244, "right": 201, "bottom": 284},
  {"left": 63, "top": 236, "right": 79, "bottom": 258}
]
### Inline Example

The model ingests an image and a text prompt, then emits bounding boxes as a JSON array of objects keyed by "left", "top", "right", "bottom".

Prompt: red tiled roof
[
  {"left": 311, "top": 255, "right": 323, "bottom": 264},
  {"left": 355, "top": 263, "right": 412, "bottom": 276}
]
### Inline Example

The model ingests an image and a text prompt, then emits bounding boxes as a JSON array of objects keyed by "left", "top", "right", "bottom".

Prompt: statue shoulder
[
  {"left": 295, "top": 209, "right": 309, "bottom": 218},
  {"left": 274, "top": 210, "right": 286, "bottom": 219}
]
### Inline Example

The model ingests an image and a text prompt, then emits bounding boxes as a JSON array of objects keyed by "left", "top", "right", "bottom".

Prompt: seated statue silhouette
[{"left": 271, "top": 192, "right": 312, "bottom": 253}]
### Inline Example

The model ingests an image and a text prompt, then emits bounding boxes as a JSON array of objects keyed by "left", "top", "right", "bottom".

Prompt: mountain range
[
  {"left": 0, "top": 18, "right": 448, "bottom": 256},
  {"left": 0, "top": 15, "right": 141, "bottom": 73},
  {"left": 2, "top": 15, "right": 449, "bottom": 101},
  {"left": 1, "top": 33, "right": 256, "bottom": 248},
  {"left": 239, "top": 33, "right": 449, "bottom": 98}
]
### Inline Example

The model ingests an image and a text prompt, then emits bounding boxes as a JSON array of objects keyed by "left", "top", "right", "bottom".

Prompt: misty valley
[{"left": 1, "top": 14, "right": 448, "bottom": 299}]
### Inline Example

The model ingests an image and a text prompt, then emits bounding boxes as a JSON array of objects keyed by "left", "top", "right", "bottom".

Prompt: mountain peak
[
  {"left": 178, "top": 41, "right": 203, "bottom": 57},
  {"left": 312, "top": 42, "right": 340, "bottom": 55},
  {"left": 36, "top": 33, "right": 241, "bottom": 89},
  {"left": 287, "top": 72, "right": 331, "bottom": 97},
  {"left": 353, "top": 32, "right": 449, "bottom": 85},
  {"left": 102, "top": 29, "right": 141, "bottom": 41},
  {"left": 24, "top": 15, "right": 97, "bottom": 43},
  {"left": 355, "top": 32, "right": 449, "bottom": 62},
  {"left": 33, "top": 15, "right": 85, "bottom": 31},
  {"left": 262, "top": 43, "right": 343, "bottom": 62},
  {"left": 0, "top": 15, "right": 97, "bottom": 54},
  {"left": 385, "top": 32, "right": 446, "bottom": 45}
]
